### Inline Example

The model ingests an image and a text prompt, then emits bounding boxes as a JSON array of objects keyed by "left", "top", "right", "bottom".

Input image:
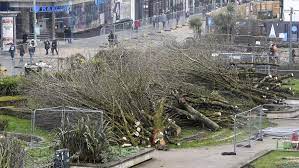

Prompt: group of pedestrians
[
  {"left": 152, "top": 10, "right": 189, "bottom": 30},
  {"left": 7, "top": 34, "right": 37, "bottom": 65},
  {"left": 152, "top": 11, "right": 168, "bottom": 30},
  {"left": 44, "top": 39, "right": 58, "bottom": 55},
  {"left": 64, "top": 26, "right": 72, "bottom": 44},
  {"left": 7, "top": 33, "right": 59, "bottom": 66}
]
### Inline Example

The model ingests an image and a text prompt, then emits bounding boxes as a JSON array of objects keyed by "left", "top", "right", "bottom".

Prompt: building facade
[
  {"left": 0, "top": 0, "right": 206, "bottom": 41},
  {"left": 0, "top": 0, "right": 112, "bottom": 39}
]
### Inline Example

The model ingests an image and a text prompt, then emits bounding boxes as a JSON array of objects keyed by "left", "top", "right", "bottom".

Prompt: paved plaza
[
  {"left": 136, "top": 118, "right": 299, "bottom": 168},
  {"left": 0, "top": 21, "right": 196, "bottom": 75}
]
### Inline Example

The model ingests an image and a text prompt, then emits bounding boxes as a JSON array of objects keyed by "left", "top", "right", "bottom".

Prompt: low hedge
[
  {"left": 0, "top": 96, "right": 25, "bottom": 107},
  {"left": 0, "top": 76, "right": 22, "bottom": 96}
]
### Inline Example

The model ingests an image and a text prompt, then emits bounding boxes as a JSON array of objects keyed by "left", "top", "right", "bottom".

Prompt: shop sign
[
  {"left": 33, "top": 5, "right": 71, "bottom": 13},
  {"left": 1, "top": 17, "right": 14, "bottom": 51},
  {"left": 95, "top": 0, "right": 105, "bottom": 6}
]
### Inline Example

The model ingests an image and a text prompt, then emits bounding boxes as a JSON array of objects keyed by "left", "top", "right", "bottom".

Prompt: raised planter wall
[{"left": 71, "top": 148, "right": 154, "bottom": 168}]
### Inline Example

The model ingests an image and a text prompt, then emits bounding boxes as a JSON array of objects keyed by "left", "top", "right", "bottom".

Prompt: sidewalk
[
  {"left": 135, "top": 119, "right": 299, "bottom": 168},
  {"left": 0, "top": 16, "right": 198, "bottom": 76}
]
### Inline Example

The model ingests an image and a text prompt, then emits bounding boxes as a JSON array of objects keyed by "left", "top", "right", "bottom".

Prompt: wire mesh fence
[
  {"left": 21, "top": 106, "right": 104, "bottom": 168},
  {"left": 231, "top": 105, "right": 264, "bottom": 154},
  {"left": 31, "top": 106, "right": 103, "bottom": 140},
  {"left": 214, "top": 52, "right": 279, "bottom": 75}
]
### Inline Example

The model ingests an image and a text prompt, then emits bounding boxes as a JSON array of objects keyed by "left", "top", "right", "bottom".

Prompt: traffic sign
[{"left": 292, "top": 25, "right": 297, "bottom": 32}]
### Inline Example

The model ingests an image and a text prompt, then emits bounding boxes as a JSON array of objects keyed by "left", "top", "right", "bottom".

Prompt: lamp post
[
  {"left": 33, "top": 0, "right": 37, "bottom": 42},
  {"left": 289, "top": 7, "right": 293, "bottom": 64}
]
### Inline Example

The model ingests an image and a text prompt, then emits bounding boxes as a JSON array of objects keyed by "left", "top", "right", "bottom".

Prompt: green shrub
[
  {"left": 56, "top": 117, "right": 112, "bottom": 164},
  {"left": 189, "top": 16, "right": 202, "bottom": 37},
  {"left": 0, "top": 76, "right": 22, "bottom": 96},
  {"left": 0, "top": 137, "right": 26, "bottom": 168}
]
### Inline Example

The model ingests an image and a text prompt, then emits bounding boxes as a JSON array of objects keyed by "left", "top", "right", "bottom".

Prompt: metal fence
[
  {"left": 214, "top": 52, "right": 279, "bottom": 75},
  {"left": 232, "top": 105, "right": 264, "bottom": 154},
  {"left": 99, "top": 7, "right": 204, "bottom": 38},
  {"left": 31, "top": 106, "right": 104, "bottom": 143},
  {"left": 221, "top": 105, "right": 265, "bottom": 155},
  {"left": 23, "top": 106, "right": 104, "bottom": 168}
]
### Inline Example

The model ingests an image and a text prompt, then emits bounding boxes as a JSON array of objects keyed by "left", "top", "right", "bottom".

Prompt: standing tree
[
  {"left": 213, "top": 4, "right": 238, "bottom": 40},
  {"left": 189, "top": 16, "right": 203, "bottom": 38}
]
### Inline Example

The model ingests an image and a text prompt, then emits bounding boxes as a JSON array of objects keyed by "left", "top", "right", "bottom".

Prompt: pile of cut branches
[{"left": 22, "top": 38, "right": 293, "bottom": 151}]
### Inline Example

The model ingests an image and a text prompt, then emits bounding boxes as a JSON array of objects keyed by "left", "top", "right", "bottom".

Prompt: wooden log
[{"left": 179, "top": 97, "right": 220, "bottom": 131}]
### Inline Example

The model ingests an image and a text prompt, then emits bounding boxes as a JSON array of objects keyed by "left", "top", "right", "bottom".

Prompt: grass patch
[
  {"left": 0, "top": 115, "right": 55, "bottom": 162},
  {"left": 251, "top": 151, "right": 299, "bottom": 168},
  {"left": 283, "top": 79, "right": 299, "bottom": 97},
  {"left": 169, "top": 128, "right": 234, "bottom": 148},
  {"left": 170, "top": 118, "right": 275, "bottom": 149},
  {"left": 0, "top": 115, "right": 51, "bottom": 141}
]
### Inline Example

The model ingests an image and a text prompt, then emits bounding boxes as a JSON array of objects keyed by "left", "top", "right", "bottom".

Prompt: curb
[{"left": 238, "top": 149, "right": 273, "bottom": 168}]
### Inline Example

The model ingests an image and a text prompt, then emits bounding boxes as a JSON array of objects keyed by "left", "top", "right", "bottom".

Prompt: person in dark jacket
[
  {"left": 67, "top": 27, "right": 72, "bottom": 43},
  {"left": 108, "top": 31, "right": 115, "bottom": 47},
  {"left": 44, "top": 40, "right": 50, "bottom": 55},
  {"left": 51, "top": 40, "right": 58, "bottom": 55},
  {"left": 19, "top": 43, "right": 25, "bottom": 63},
  {"left": 22, "top": 33, "right": 28, "bottom": 43},
  {"left": 292, "top": 49, "right": 296, "bottom": 63},
  {"left": 8, "top": 44, "right": 16, "bottom": 60},
  {"left": 28, "top": 40, "right": 36, "bottom": 65}
]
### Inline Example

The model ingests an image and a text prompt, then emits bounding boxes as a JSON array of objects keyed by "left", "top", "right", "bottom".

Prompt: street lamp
[{"left": 33, "top": 0, "right": 37, "bottom": 42}]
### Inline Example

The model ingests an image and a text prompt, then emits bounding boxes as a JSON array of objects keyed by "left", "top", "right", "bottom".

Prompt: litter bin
[{"left": 54, "top": 148, "right": 70, "bottom": 168}]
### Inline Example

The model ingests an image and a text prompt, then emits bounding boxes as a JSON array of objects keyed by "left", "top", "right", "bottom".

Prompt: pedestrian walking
[
  {"left": 28, "top": 40, "right": 36, "bottom": 65},
  {"left": 134, "top": 20, "right": 140, "bottom": 32},
  {"left": 19, "top": 43, "right": 25, "bottom": 64},
  {"left": 44, "top": 40, "right": 50, "bottom": 55},
  {"left": 9, "top": 43, "right": 16, "bottom": 60},
  {"left": 51, "top": 39, "right": 59, "bottom": 55},
  {"left": 292, "top": 49, "right": 296, "bottom": 63},
  {"left": 155, "top": 14, "right": 159, "bottom": 30},
  {"left": 166, "top": 10, "right": 171, "bottom": 24},
  {"left": 161, "top": 12, "right": 167, "bottom": 30},
  {"left": 64, "top": 26, "right": 67, "bottom": 42},
  {"left": 108, "top": 31, "right": 115, "bottom": 47},
  {"left": 152, "top": 15, "right": 156, "bottom": 28},
  {"left": 176, "top": 12, "right": 180, "bottom": 27},
  {"left": 185, "top": 11, "right": 190, "bottom": 21},
  {"left": 22, "top": 33, "right": 28, "bottom": 43},
  {"left": 67, "top": 27, "right": 72, "bottom": 43},
  {"left": 269, "top": 43, "right": 278, "bottom": 63}
]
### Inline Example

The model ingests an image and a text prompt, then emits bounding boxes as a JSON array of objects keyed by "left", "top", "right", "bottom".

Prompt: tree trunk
[{"left": 178, "top": 97, "right": 220, "bottom": 131}]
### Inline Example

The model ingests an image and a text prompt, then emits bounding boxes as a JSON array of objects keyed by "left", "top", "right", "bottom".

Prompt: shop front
[
  {"left": 134, "top": 0, "right": 199, "bottom": 19},
  {"left": 2, "top": 0, "right": 111, "bottom": 39}
]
